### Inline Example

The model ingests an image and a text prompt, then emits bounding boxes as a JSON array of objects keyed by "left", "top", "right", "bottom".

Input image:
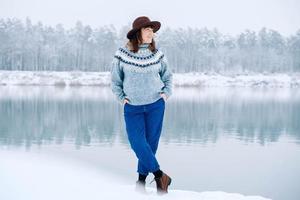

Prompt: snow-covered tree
[{"left": 0, "top": 17, "right": 298, "bottom": 73}]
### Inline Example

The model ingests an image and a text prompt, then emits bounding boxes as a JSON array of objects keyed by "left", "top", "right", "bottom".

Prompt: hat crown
[
  {"left": 127, "top": 16, "right": 160, "bottom": 39},
  {"left": 132, "top": 16, "right": 151, "bottom": 29}
]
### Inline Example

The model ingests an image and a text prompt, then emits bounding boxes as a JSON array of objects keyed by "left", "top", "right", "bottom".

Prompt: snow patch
[{"left": 0, "top": 150, "right": 271, "bottom": 200}]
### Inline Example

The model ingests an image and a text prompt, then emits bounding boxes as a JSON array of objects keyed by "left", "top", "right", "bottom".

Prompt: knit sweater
[{"left": 110, "top": 43, "right": 173, "bottom": 105}]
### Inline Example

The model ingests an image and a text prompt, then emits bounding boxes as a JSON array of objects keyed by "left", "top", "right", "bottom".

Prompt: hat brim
[{"left": 127, "top": 21, "right": 161, "bottom": 39}]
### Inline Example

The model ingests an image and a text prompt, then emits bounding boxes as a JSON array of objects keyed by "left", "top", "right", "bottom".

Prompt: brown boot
[{"left": 153, "top": 172, "right": 172, "bottom": 194}]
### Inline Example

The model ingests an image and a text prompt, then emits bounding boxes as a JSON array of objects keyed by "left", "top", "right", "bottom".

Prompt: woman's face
[{"left": 140, "top": 26, "right": 154, "bottom": 44}]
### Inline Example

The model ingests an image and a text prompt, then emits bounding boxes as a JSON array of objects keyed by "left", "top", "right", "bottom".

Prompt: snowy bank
[
  {"left": 174, "top": 72, "right": 300, "bottom": 87},
  {"left": 0, "top": 150, "right": 271, "bottom": 200},
  {"left": 0, "top": 70, "right": 299, "bottom": 87},
  {"left": 0, "top": 70, "right": 110, "bottom": 86}
]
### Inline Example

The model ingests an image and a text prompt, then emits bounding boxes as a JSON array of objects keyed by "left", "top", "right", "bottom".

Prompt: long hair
[{"left": 127, "top": 27, "right": 156, "bottom": 53}]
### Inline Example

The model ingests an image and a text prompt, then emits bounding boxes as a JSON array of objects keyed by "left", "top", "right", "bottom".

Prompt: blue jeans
[{"left": 124, "top": 97, "right": 165, "bottom": 176}]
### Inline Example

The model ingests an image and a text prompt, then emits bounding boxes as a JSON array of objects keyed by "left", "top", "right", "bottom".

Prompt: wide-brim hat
[{"left": 127, "top": 16, "right": 161, "bottom": 40}]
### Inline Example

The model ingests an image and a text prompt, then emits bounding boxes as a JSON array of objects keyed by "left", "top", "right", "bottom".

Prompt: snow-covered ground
[
  {"left": 0, "top": 150, "right": 271, "bottom": 200},
  {"left": 0, "top": 70, "right": 299, "bottom": 87}
]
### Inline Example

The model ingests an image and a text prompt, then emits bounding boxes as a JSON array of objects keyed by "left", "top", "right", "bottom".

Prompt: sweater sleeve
[
  {"left": 159, "top": 54, "right": 173, "bottom": 98},
  {"left": 110, "top": 55, "right": 128, "bottom": 104}
]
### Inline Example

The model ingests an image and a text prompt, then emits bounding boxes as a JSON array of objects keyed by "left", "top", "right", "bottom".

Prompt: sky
[{"left": 1, "top": 0, "right": 300, "bottom": 36}]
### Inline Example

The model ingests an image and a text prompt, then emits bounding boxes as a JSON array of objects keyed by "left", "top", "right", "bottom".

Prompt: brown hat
[{"left": 127, "top": 16, "right": 161, "bottom": 39}]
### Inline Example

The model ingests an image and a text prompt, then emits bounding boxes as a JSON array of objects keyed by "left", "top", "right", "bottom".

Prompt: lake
[{"left": 0, "top": 86, "right": 299, "bottom": 200}]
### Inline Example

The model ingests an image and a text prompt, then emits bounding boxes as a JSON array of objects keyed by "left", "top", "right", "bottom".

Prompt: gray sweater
[{"left": 110, "top": 43, "right": 173, "bottom": 105}]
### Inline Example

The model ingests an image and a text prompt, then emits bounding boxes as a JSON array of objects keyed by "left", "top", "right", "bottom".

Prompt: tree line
[{"left": 0, "top": 17, "right": 299, "bottom": 73}]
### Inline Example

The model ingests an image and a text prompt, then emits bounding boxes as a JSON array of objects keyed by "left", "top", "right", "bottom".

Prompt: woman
[{"left": 110, "top": 16, "right": 173, "bottom": 194}]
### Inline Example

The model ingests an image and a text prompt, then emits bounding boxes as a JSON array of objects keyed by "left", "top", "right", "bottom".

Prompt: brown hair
[{"left": 126, "top": 26, "right": 156, "bottom": 53}]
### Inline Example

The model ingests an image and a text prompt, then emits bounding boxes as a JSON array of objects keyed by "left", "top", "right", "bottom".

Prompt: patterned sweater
[{"left": 110, "top": 43, "right": 173, "bottom": 105}]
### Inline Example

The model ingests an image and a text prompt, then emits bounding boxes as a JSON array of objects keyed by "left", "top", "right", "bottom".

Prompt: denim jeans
[{"left": 124, "top": 97, "right": 165, "bottom": 176}]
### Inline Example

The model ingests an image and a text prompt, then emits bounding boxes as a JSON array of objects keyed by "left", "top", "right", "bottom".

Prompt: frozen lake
[{"left": 0, "top": 86, "right": 299, "bottom": 200}]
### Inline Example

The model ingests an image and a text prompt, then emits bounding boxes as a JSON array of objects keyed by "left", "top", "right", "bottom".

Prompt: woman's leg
[
  {"left": 124, "top": 104, "right": 160, "bottom": 176},
  {"left": 137, "top": 98, "right": 165, "bottom": 175},
  {"left": 143, "top": 98, "right": 172, "bottom": 194}
]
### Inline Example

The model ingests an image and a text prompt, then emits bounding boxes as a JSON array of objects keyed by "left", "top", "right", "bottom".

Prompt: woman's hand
[
  {"left": 123, "top": 98, "right": 130, "bottom": 105},
  {"left": 160, "top": 93, "right": 167, "bottom": 102}
]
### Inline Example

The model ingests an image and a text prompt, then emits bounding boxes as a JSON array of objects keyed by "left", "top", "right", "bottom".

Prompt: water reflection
[{"left": 0, "top": 86, "right": 299, "bottom": 148}]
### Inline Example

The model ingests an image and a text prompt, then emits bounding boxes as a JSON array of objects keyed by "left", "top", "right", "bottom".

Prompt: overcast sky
[{"left": 1, "top": 0, "right": 300, "bottom": 36}]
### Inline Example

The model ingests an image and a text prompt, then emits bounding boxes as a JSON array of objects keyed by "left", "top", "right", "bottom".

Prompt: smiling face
[{"left": 140, "top": 26, "right": 154, "bottom": 44}]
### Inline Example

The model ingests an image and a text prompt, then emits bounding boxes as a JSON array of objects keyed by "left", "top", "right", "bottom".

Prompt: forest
[{"left": 0, "top": 17, "right": 299, "bottom": 73}]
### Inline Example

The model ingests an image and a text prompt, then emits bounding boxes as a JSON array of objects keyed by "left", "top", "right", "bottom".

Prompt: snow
[
  {"left": 0, "top": 70, "right": 299, "bottom": 87},
  {"left": 0, "top": 70, "right": 110, "bottom": 86},
  {"left": 0, "top": 150, "right": 271, "bottom": 200},
  {"left": 173, "top": 72, "right": 300, "bottom": 87}
]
